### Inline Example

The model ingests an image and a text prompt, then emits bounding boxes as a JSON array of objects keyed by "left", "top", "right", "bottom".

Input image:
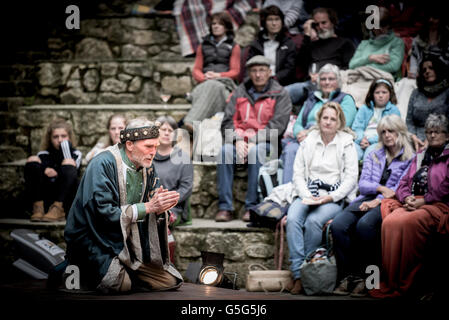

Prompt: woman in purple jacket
[
  {"left": 331, "top": 114, "right": 414, "bottom": 297},
  {"left": 370, "top": 113, "right": 449, "bottom": 299}
]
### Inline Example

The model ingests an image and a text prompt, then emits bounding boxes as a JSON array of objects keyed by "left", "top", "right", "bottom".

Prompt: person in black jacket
[
  {"left": 245, "top": 5, "right": 297, "bottom": 87},
  {"left": 286, "top": 7, "right": 356, "bottom": 106},
  {"left": 25, "top": 118, "right": 82, "bottom": 222}
]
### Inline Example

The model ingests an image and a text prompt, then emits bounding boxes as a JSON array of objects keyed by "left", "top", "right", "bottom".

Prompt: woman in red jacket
[{"left": 182, "top": 11, "right": 241, "bottom": 133}]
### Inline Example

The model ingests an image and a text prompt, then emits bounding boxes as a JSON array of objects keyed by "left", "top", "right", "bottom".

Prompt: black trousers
[
  {"left": 330, "top": 196, "right": 382, "bottom": 281},
  {"left": 24, "top": 162, "right": 79, "bottom": 214}
]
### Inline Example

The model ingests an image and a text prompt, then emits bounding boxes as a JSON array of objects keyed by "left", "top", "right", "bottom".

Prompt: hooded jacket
[{"left": 221, "top": 77, "right": 292, "bottom": 144}]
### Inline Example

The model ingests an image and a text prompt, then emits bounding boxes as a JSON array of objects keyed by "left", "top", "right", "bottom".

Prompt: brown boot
[
  {"left": 215, "top": 210, "right": 233, "bottom": 222},
  {"left": 30, "top": 201, "right": 45, "bottom": 222},
  {"left": 42, "top": 201, "right": 66, "bottom": 222},
  {"left": 289, "top": 279, "right": 303, "bottom": 295}
]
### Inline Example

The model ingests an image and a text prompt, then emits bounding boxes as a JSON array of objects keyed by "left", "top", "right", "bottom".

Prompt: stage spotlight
[
  {"left": 198, "top": 265, "right": 223, "bottom": 286},
  {"left": 185, "top": 251, "right": 238, "bottom": 289}
]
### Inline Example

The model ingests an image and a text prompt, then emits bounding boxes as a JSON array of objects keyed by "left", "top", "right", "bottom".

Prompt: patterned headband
[
  {"left": 120, "top": 122, "right": 161, "bottom": 143},
  {"left": 375, "top": 79, "right": 392, "bottom": 88}
]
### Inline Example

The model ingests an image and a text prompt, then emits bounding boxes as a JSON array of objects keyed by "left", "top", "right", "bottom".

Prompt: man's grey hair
[
  {"left": 425, "top": 113, "right": 449, "bottom": 132},
  {"left": 316, "top": 63, "right": 342, "bottom": 90}
]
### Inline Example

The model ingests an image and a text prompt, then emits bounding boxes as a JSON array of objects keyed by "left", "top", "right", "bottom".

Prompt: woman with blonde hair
[
  {"left": 25, "top": 118, "right": 82, "bottom": 222},
  {"left": 331, "top": 114, "right": 414, "bottom": 297},
  {"left": 286, "top": 101, "right": 359, "bottom": 294},
  {"left": 281, "top": 63, "right": 357, "bottom": 183}
]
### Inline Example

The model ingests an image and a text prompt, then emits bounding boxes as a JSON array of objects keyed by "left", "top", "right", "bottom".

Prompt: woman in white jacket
[{"left": 287, "top": 101, "right": 359, "bottom": 294}]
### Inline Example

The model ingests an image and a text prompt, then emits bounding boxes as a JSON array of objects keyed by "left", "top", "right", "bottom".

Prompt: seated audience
[
  {"left": 286, "top": 7, "right": 356, "bottom": 106},
  {"left": 245, "top": 5, "right": 297, "bottom": 86},
  {"left": 153, "top": 116, "right": 193, "bottom": 226},
  {"left": 286, "top": 101, "right": 359, "bottom": 294},
  {"left": 349, "top": 7, "right": 404, "bottom": 79},
  {"left": 406, "top": 55, "right": 449, "bottom": 151},
  {"left": 183, "top": 11, "right": 240, "bottom": 132},
  {"left": 85, "top": 114, "right": 127, "bottom": 163},
  {"left": 331, "top": 114, "right": 414, "bottom": 297},
  {"left": 25, "top": 118, "right": 82, "bottom": 222},
  {"left": 217, "top": 55, "right": 291, "bottom": 222},
  {"left": 351, "top": 79, "right": 401, "bottom": 161},
  {"left": 281, "top": 63, "right": 357, "bottom": 183},
  {"left": 370, "top": 113, "right": 449, "bottom": 299},
  {"left": 409, "top": 7, "right": 449, "bottom": 79}
]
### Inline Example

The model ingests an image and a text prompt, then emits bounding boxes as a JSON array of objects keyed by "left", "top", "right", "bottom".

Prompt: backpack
[
  {"left": 257, "top": 159, "right": 283, "bottom": 202},
  {"left": 299, "top": 220, "right": 337, "bottom": 295}
]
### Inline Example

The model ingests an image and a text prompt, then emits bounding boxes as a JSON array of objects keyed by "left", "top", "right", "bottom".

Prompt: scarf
[
  {"left": 307, "top": 178, "right": 340, "bottom": 197},
  {"left": 420, "top": 78, "right": 449, "bottom": 98}
]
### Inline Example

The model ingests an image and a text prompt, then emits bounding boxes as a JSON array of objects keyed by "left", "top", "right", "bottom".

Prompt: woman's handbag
[
  {"left": 248, "top": 200, "right": 289, "bottom": 230},
  {"left": 245, "top": 264, "right": 292, "bottom": 293}
]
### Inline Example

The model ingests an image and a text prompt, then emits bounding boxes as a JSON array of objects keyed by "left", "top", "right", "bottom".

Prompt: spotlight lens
[
  {"left": 202, "top": 269, "right": 218, "bottom": 285},
  {"left": 199, "top": 266, "right": 221, "bottom": 285}
]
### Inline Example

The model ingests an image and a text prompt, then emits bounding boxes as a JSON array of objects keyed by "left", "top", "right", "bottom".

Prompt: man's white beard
[{"left": 318, "top": 29, "right": 335, "bottom": 39}]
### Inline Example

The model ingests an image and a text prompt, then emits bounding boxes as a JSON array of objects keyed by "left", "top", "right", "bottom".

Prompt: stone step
[
  {"left": 0, "top": 80, "right": 36, "bottom": 98},
  {"left": 0, "top": 97, "right": 28, "bottom": 112},
  {"left": 0, "top": 111, "right": 19, "bottom": 129},
  {"left": 0, "top": 218, "right": 286, "bottom": 289},
  {"left": 0, "top": 129, "right": 21, "bottom": 146},
  {"left": 0, "top": 65, "right": 36, "bottom": 82},
  {"left": 0, "top": 146, "right": 27, "bottom": 163}
]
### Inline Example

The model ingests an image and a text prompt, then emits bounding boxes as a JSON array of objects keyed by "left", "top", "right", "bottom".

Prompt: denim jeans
[
  {"left": 280, "top": 137, "right": 299, "bottom": 184},
  {"left": 355, "top": 143, "right": 378, "bottom": 161},
  {"left": 330, "top": 197, "right": 382, "bottom": 280},
  {"left": 217, "top": 143, "right": 270, "bottom": 211},
  {"left": 286, "top": 197, "right": 344, "bottom": 280},
  {"left": 285, "top": 80, "right": 313, "bottom": 105}
]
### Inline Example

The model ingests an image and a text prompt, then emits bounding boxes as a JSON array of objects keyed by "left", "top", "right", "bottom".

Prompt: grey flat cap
[{"left": 246, "top": 55, "right": 271, "bottom": 68}]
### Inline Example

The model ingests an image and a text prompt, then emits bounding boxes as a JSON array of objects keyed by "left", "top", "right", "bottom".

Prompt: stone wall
[
  {"left": 35, "top": 14, "right": 195, "bottom": 105},
  {"left": 173, "top": 221, "right": 289, "bottom": 289},
  {"left": 13, "top": 10, "right": 260, "bottom": 106},
  {"left": 36, "top": 55, "right": 194, "bottom": 106}
]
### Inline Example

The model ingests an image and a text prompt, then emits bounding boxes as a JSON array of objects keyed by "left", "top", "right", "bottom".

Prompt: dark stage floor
[{"left": 0, "top": 279, "right": 373, "bottom": 300}]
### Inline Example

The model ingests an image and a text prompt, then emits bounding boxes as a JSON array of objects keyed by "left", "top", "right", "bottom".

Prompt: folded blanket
[{"left": 340, "top": 66, "right": 394, "bottom": 108}]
